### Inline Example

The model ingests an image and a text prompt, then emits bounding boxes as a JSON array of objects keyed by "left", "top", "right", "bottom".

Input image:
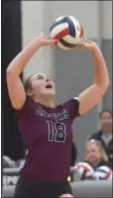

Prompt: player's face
[
  {"left": 30, "top": 73, "right": 56, "bottom": 98},
  {"left": 100, "top": 112, "right": 112, "bottom": 132},
  {"left": 86, "top": 142, "right": 102, "bottom": 166}
]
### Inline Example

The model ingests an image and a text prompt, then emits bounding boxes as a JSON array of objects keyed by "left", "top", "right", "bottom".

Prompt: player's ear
[{"left": 27, "top": 89, "right": 33, "bottom": 96}]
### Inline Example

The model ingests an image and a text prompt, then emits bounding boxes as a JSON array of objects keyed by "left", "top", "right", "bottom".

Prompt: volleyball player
[{"left": 6, "top": 33, "right": 109, "bottom": 197}]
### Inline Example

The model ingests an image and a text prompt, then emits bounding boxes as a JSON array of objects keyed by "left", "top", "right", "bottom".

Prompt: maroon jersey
[{"left": 16, "top": 97, "right": 80, "bottom": 182}]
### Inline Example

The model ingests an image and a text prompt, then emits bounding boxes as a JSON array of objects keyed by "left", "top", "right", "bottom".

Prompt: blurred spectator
[
  {"left": 71, "top": 139, "right": 112, "bottom": 181},
  {"left": 3, "top": 155, "right": 16, "bottom": 168},
  {"left": 85, "top": 139, "right": 110, "bottom": 168},
  {"left": 89, "top": 109, "right": 113, "bottom": 169},
  {"left": 3, "top": 155, "right": 25, "bottom": 171}
]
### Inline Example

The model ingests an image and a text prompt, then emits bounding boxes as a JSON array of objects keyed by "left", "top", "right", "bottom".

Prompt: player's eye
[{"left": 92, "top": 149, "right": 96, "bottom": 153}]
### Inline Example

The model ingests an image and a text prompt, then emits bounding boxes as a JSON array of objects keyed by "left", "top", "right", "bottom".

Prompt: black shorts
[{"left": 14, "top": 176, "right": 72, "bottom": 198}]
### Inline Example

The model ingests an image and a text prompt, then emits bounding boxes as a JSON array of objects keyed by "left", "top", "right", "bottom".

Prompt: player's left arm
[{"left": 78, "top": 40, "right": 110, "bottom": 115}]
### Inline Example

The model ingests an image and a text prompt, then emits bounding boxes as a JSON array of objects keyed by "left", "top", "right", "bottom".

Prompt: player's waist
[{"left": 21, "top": 163, "right": 70, "bottom": 181}]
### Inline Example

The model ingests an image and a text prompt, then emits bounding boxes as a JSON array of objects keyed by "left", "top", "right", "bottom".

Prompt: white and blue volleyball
[
  {"left": 94, "top": 166, "right": 113, "bottom": 180},
  {"left": 49, "top": 16, "right": 84, "bottom": 50}
]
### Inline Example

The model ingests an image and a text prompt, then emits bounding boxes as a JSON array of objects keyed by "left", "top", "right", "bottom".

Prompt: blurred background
[{"left": 2, "top": 0, "right": 112, "bottom": 196}]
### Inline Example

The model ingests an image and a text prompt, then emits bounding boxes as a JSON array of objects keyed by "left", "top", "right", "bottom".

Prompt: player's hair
[
  {"left": 99, "top": 109, "right": 112, "bottom": 119},
  {"left": 23, "top": 73, "right": 47, "bottom": 93},
  {"left": 87, "top": 139, "right": 108, "bottom": 162},
  {"left": 23, "top": 74, "right": 35, "bottom": 93}
]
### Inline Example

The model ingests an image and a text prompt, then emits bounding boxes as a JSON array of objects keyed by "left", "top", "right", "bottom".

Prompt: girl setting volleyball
[{"left": 6, "top": 16, "right": 109, "bottom": 197}]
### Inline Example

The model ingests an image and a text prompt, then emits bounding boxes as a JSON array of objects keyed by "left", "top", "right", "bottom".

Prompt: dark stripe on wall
[{"left": 2, "top": 1, "right": 24, "bottom": 160}]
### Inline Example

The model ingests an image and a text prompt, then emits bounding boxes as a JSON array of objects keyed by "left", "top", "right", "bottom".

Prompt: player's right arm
[{"left": 6, "top": 34, "right": 56, "bottom": 110}]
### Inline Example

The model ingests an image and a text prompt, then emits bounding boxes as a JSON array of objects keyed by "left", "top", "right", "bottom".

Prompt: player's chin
[
  {"left": 88, "top": 157, "right": 98, "bottom": 164},
  {"left": 44, "top": 89, "right": 56, "bottom": 97}
]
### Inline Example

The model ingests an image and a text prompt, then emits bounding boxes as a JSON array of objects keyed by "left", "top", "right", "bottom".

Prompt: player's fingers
[
  {"left": 47, "top": 36, "right": 52, "bottom": 39},
  {"left": 46, "top": 39, "right": 58, "bottom": 46},
  {"left": 40, "top": 32, "right": 44, "bottom": 37},
  {"left": 71, "top": 44, "right": 83, "bottom": 50},
  {"left": 38, "top": 32, "right": 45, "bottom": 39}
]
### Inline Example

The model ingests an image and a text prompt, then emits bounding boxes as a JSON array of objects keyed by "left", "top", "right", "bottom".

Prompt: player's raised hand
[
  {"left": 80, "top": 39, "right": 97, "bottom": 50},
  {"left": 75, "top": 38, "right": 98, "bottom": 51},
  {"left": 33, "top": 33, "right": 58, "bottom": 48}
]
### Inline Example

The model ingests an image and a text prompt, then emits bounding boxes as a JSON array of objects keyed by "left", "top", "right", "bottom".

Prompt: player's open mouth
[{"left": 45, "top": 84, "right": 53, "bottom": 89}]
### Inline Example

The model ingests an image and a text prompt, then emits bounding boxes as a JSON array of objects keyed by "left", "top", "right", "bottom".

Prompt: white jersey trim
[{"left": 73, "top": 97, "right": 79, "bottom": 101}]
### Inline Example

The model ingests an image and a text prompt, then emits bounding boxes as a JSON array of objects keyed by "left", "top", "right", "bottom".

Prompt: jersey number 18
[{"left": 46, "top": 120, "right": 66, "bottom": 143}]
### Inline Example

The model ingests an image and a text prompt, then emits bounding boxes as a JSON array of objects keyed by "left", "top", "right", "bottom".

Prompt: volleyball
[
  {"left": 94, "top": 166, "right": 113, "bottom": 180},
  {"left": 49, "top": 16, "right": 84, "bottom": 50},
  {"left": 73, "top": 162, "right": 94, "bottom": 180}
]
